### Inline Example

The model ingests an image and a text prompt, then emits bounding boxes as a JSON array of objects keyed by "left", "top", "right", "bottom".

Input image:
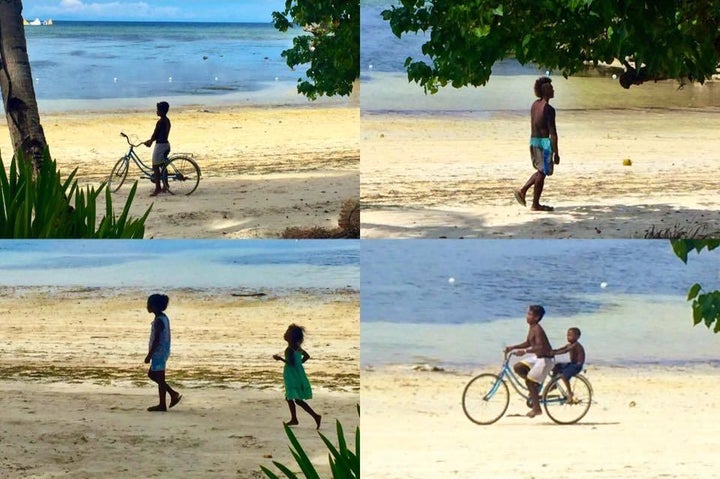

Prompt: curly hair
[
  {"left": 533, "top": 76, "right": 552, "bottom": 98},
  {"left": 156, "top": 101, "right": 170, "bottom": 115},
  {"left": 147, "top": 293, "right": 169, "bottom": 312},
  {"left": 285, "top": 323, "right": 305, "bottom": 345},
  {"left": 528, "top": 304, "right": 546, "bottom": 320}
]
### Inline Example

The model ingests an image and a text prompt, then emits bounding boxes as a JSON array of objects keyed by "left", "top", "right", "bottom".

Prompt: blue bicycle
[
  {"left": 461, "top": 351, "right": 593, "bottom": 425},
  {"left": 108, "top": 132, "right": 201, "bottom": 195}
]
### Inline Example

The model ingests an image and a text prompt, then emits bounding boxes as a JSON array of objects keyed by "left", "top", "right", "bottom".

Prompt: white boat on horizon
[{"left": 23, "top": 18, "right": 53, "bottom": 26}]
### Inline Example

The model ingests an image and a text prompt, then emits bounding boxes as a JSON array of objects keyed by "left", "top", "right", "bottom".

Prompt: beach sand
[
  {"left": 0, "top": 104, "right": 359, "bottom": 238},
  {"left": 361, "top": 108, "right": 720, "bottom": 238},
  {"left": 0, "top": 287, "right": 359, "bottom": 478},
  {"left": 362, "top": 364, "right": 720, "bottom": 479}
]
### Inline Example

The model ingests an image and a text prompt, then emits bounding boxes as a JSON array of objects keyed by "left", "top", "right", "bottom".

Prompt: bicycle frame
[
  {"left": 486, "top": 354, "right": 573, "bottom": 406},
  {"left": 124, "top": 147, "right": 155, "bottom": 179},
  {"left": 119, "top": 133, "right": 163, "bottom": 178}
]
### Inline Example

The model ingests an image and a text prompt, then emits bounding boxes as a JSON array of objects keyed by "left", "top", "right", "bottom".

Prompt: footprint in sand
[{"left": 228, "top": 434, "right": 264, "bottom": 449}]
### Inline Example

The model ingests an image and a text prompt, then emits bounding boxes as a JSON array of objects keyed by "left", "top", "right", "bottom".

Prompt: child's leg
[
  {"left": 151, "top": 165, "right": 162, "bottom": 195},
  {"left": 285, "top": 400, "right": 299, "bottom": 425},
  {"left": 294, "top": 400, "right": 322, "bottom": 429},
  {"left": 147, "top": 369, "right": 168, "bottom": 410},
  {"left": 525, "top": 379, "right": 542, "bottom": 416}
]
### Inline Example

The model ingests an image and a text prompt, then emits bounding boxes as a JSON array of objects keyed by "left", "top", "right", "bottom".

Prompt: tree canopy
[
  {"left": 382, "top": 0, "right": 720, "bottom": 93},
  {"left": 672, "top": 240, "right": 720, "bottom": 334},
  {"left": 272, "top": 0, "right": 360, "bottom": 99}
]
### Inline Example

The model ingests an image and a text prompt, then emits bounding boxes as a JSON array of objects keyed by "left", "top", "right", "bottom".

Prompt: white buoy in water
[
  {"left": 600, "top": 282, "right": 608, "bottom": 289},
  {"left": 168, "top": 76, "right": 173, "bottom": 83},
  {"left": 448, "top": 277, "right": 455, "bottom": 284}
]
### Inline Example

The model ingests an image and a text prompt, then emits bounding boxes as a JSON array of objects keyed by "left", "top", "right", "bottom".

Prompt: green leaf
[{"left": 687, "top": 283, "right": 702, "bottom": 300}]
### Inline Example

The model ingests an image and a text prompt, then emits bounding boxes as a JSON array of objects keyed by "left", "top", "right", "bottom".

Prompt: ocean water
[
  {"left": 361, "top": 240, "right": 720, "bottom": 367},
  {"left": 0, "top": 240, "right": 359, "bottom": 290},
  {"left": 21, "top": 21, "right": 327, "bottom": 109},
  {"left": 360, "top": 1, "right": 720, "bottom": 112}
]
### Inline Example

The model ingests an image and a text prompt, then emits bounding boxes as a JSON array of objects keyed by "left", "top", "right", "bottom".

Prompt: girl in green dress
[{"left": 273, "top": 324, "right": 322, "bottom": 429}]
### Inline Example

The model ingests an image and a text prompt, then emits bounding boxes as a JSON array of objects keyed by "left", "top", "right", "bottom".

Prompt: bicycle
[
  {"left": 461, "top": 351, "right": 593, "bottom": 425},
  {"left": 108, "top": 132, "right": 201, "bottom": 195}
]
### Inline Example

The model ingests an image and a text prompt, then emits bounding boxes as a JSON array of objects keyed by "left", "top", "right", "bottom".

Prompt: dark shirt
[{"left": 151, "top": 116, "right": 171, "bottom": 144}]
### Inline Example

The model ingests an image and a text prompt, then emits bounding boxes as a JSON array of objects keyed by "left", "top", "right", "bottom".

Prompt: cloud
[{"left": 41, "top": 1, "right": 180, "bottom": 19}]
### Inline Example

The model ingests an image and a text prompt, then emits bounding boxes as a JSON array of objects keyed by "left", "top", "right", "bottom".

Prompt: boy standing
[
  {"left": 144, "top": 101, "right": 171, "bottom": 196},
  {"left": 504, "top": 304, "right": 555, "bottom": 418}
]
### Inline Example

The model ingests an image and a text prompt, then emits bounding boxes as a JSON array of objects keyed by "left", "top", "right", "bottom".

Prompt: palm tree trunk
[{"left": 0, "top": 0, "right": 47, "bottom": 169}]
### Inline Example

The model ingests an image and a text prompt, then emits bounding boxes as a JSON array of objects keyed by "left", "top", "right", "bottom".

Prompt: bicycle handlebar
[{"left": 120, "top": 132, "right": 144, "bottom": 148}]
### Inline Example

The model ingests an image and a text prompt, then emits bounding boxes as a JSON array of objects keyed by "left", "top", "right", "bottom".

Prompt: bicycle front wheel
[
  {"left": 462, "top": 373, "right": 509, "bottom": 425},
  {"left": 162, "top": 155, "right": 201, "bottom": 195},
  {"left": 542, "top": 374, "right": 593, "bottom": 425},
  {"left": 108, "top": 157, "right": 129, "bottom": 192}
]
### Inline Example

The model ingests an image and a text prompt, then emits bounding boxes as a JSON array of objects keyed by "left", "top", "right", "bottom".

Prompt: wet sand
[
  {"left": 0, "top": 287, "right": 359, "bottom": 478},
  {"left": 362, "top": 364, "right": 720, "bottom": 478},
  {"left": 0, "top": 104, "right": 359, "bottom": 238},
  {"left": 361, "top": 84, "right": 720, "bottom": 238}
]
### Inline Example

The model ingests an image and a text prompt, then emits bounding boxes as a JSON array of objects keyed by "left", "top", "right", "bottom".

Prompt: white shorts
[
  {"left": 152, "top": 142, "right": 171, "bottom": 166},
  {"left": 520, "top": 356, "right": 555, "bottom": 384}
]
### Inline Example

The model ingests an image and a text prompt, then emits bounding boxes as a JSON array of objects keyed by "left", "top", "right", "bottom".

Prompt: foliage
[
  {"left": 671, "top": 240, "right": 720, "bottom": 333},
  {"left": 260, "top": 406, "right": 360, "bottom": 479},
  {"left": 381, "top": 0, "right": 720, "bottom": 93},
  {"left": 272, "top": 0, "right": 360, "bottom": 99},
  {"left": 0, "top": 149, "right": 151, "bottom": 238}
]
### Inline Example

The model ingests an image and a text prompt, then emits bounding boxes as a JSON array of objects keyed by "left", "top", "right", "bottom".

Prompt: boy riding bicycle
[{"left": 504, "top": 305, "right": 555, "bottom": 418}]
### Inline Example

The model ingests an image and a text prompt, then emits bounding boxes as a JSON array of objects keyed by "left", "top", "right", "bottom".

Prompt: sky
[{"left": 23, "top": 0, "right": 287, "bottom": 23}]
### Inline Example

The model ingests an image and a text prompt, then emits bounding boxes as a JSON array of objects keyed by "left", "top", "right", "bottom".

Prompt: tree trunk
[{"left": 0, "top": 0, "right": 47, "bottom": 169}]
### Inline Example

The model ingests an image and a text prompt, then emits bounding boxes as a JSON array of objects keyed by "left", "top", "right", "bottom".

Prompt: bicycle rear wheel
[
  {"left": 462, "top": 373, "right": 509, "bottom": 425},
  {"left": 162, "top": 155, "right": 200, "bottom": 195},
  {"left": 542, "top": 374, "right": 593, "bottom": 424},
  {"left": 108, "top": 157, "right": 129, "bottom": 192}
]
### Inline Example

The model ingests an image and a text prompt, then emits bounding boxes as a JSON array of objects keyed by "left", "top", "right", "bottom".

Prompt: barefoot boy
[
  {"left": 551, "top": 327, "right": 586, "bottom": 403},
  {"left": 504, "top": 304, "right": 555, "bottom": 418},
  {"left": 513, "top": 77, "right": 560, "bottom": 211},
  {"left": 144, "top": 101, "right": 171, "bottom": 196}
]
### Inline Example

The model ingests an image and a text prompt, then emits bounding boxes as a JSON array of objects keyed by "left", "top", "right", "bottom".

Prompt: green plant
[
  {"left": 382, "top": 0, "right": 720, "bottom": 92},
  {"left": 671, "top": 240, "right": 720, "bottom": 333},
  {"left": 272, "top": 0, "right": 359, "bottom": 99},
  {"left": 0, "top": 150, "right": 151, "bottom": 238},
  {"left": 261, "top": 407, "right": 360, "bottom": 479}
]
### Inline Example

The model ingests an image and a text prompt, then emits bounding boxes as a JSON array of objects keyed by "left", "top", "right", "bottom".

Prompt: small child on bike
[
  {"left": 551, "top": 327, "right": 585, "bottom": 403},
  {"left": 144, "top": 101, "right": 171, "bottom": 196}
]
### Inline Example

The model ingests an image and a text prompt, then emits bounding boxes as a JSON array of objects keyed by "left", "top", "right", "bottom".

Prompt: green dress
[{"left": 283, "top": 349, "right": 313, "bottom": 400}]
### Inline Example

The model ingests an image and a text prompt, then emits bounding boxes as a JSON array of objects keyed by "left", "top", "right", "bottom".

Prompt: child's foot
[
  {"left": 566, "top": 394, "right": 576, "bottom": 404},
  {"left": 513, "top": 189, "right": 526, "bottom": 207},
  {"left": 531, "top": 204, "right": 554, "bottom": 212},
  {"left": 169, "top": 394, "right": 182, "bottom": 409},
  {"left": 314, "top": 414, "right": 322, "bottom": 430},
  {"left": 526, "top": 409, "right": 542, "bottom": 418},
  {"left": 147, "top": 405, "right": 167, "bottom": 412},
  {"left": 284, "top": 419, "right": 299, "bottom": 426}
]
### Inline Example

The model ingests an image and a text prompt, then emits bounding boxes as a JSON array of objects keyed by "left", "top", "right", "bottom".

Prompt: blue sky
[{"left": 23, "top": 0, "right": 287, "bottom": 22}]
